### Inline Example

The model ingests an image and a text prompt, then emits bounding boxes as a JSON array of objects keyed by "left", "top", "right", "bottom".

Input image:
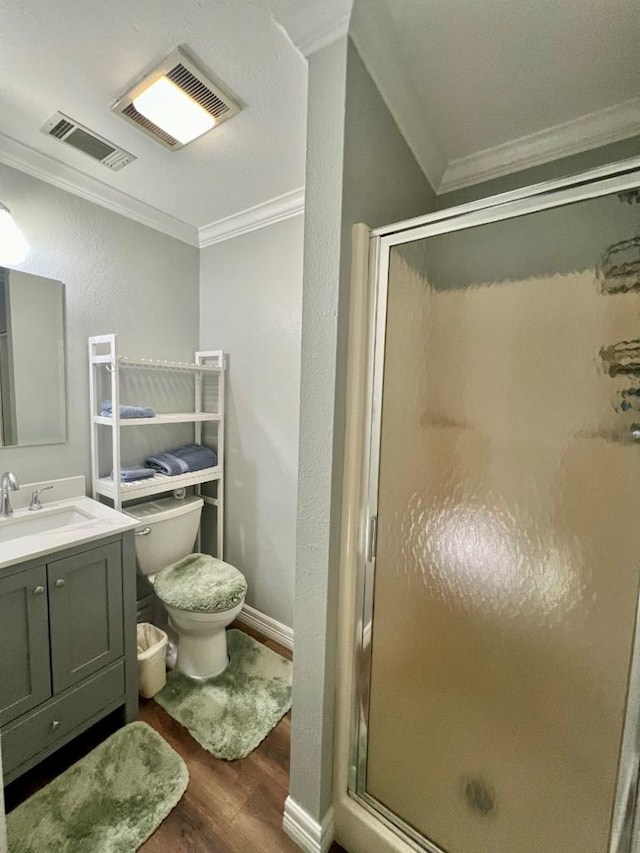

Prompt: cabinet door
[
  {"left": 48, "top": 542, "right": 123, "bottom": 693},
  {"left": 0, "top": 565, "right": 51, "bottom": 725}
]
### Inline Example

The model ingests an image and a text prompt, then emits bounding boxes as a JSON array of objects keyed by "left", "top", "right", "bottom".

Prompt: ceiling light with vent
[
  {"left": 133, "top": 78, "right": 215, "bottom": 145},
  {"left": 113, "top": 47, "right": 240, "bottom": 151}
]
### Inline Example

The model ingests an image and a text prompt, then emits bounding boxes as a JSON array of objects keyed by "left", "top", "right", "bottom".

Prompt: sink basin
[
  {"left": 0, "top": 506, "right": 93, "bottom": 543},
  {"left": 0, "top": 482, "right": 138, "bottom": 571}
]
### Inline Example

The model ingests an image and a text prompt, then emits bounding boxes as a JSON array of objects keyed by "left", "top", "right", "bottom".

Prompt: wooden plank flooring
[
  {"left": 138, "top": 623, "right": 299, "bottom": 852},
  {"left": 5, "top": 622, "right": 346, "bottom": 853}
]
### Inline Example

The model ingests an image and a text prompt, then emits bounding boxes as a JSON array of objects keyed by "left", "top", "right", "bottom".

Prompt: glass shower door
[{"left": 355, "top": 183, "right": 640, "bottom": 853}]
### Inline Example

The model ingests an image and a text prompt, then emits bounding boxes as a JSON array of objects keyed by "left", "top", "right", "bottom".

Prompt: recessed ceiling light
[
  {"left": 113, "top": 47, "right": 241, "bottom": 151},
  {"left": 133, "top": 77, "right": 215, "bottom": 145}
]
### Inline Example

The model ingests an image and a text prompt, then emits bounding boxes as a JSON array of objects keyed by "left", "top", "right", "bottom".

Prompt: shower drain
[{"left": 462, "top": 775, "right": 496, "bottom": 816}]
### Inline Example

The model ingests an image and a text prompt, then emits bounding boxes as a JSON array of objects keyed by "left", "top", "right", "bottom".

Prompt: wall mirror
[{"left": 0, "top": 267, "right": 66, "bottom": 447}]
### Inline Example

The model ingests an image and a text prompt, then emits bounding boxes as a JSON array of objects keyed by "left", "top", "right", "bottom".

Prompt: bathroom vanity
[{"left": 0, "top": 477, "right": 138, "bottom": 785}]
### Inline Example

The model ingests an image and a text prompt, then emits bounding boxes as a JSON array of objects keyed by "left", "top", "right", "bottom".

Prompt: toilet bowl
[
  {"left": 154, "top": 552, "right": 247, "bottom": 679},
  {"left": 128, "top": 496, "right": 246, "bottom": 679},
  {"left": 163, "top": 600, "right": 244, "bottom": 678}
]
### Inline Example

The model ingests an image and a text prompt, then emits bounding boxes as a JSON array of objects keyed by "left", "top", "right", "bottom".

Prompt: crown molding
[
  {"left": 439, "top": 97, "right": 640, "bottom": 194},
  {"left": 275, "top": 0, "right": 353, "bottom": 58},
  {"left": 0, "top": 131, "right": 199, "bottom": 246},
  {"left": 0, "top": 130, "right": 303, "bottom": 250},
  {"left": 198, "top": 187, "right": 304, "bottom": 248}
]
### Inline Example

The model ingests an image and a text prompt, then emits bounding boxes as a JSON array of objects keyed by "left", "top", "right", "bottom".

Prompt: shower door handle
[{"left": 366, "top": 516, "right": 378, "bottom": 563}]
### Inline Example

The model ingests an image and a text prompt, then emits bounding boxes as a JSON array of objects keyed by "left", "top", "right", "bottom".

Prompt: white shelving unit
[{"left": 88, "top": 333, "right": 225, "bottom": 557}]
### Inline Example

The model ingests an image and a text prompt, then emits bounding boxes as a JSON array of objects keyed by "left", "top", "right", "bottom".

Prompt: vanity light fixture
[
  {"left": 112, "top": 47, "right": 241, "bottom": 151},
  {"left": 0, "top": 203, "right": 27, "bottom": 265}
]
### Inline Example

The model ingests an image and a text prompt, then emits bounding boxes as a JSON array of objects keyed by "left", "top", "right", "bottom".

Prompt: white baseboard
[
  {"left": 236, "top": 603, "right": 293, "bottom": 651},
  {"left": 283, "top": 796, "right": 335, "bottom": 853}
]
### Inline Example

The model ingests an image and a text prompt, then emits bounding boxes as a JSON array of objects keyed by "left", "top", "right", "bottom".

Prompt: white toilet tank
[{"left": 127, "top": 496, "right": 203, "bottom": 576}]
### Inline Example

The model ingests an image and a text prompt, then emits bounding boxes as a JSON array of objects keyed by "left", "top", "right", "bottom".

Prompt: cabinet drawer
[{"left": 1, "top": 661, "right": 124, "bottom": 778}]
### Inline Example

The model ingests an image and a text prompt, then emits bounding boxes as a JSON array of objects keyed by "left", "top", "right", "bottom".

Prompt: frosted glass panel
[{"left": 365, "top": 192, "right": 640, "bottom": 852}]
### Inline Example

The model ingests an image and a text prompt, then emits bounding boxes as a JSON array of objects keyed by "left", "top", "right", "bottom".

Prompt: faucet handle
[{"left": 29, "top": 485, "right": 53, "bottom": 511}]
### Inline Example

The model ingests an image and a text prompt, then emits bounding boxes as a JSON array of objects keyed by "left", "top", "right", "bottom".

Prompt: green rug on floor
[
  {"left": 154, "top": 629, "right": 292, "bottom": 760},
  {"left": 7, "top": 721, "right": 188, "bottom": 853}
]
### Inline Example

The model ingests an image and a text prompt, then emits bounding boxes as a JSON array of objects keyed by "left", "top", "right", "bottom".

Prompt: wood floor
[{"left": 5, "top": 622, "right": 346, "bottom": 853}]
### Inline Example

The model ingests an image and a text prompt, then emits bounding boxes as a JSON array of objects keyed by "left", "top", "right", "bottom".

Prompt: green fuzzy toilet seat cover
[{"left": 154, "top": 553, "right": 247, "bottom": 613}]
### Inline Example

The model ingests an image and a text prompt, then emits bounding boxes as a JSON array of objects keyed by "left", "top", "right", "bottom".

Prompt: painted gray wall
[
  {"left": 289, "top": 36, "right": 436, "bottom": 821},
  {"left": 342, "top": 42, "right": 436, "bottom": 233},
  {"left": 0, "top": 163, "right": 199, "bottom": 485},
  {"left": 199, "top": 216, "right": 304, "bottom": 629}
]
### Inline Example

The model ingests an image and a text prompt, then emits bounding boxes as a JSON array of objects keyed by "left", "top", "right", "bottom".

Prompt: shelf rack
[
  {"left": 92, "top": 412, "right": 222, "bottom": 427},
  {"left": 88, "top": 333, "right": 225, "bottom": 557}
]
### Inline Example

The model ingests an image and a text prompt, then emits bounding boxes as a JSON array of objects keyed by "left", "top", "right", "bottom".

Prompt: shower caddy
[{"left": 88, "top": 333, "right": 225, "bottom": 557}]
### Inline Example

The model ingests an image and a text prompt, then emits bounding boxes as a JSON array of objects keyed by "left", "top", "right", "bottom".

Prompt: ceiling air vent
[
  {"left": 40, "top": 112, "right": 136, "bottom": 171},
  {"left": 112, "top": 46, "right": 241, "bottom": 151}
]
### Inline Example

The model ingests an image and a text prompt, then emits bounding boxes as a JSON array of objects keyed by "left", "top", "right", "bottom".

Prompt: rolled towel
[
  {"left": 114, "top": 466, "right": 155, "bottom": 482},
  {"left": 100, "top": 400, "right": 156, "bottom": 419},
  {"left": 145, "top": 444, "right": 217, "bottom": 476}
]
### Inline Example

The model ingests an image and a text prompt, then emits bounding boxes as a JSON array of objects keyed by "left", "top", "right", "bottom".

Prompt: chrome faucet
[{"left": 0, "top": 471, "right": 19, "bottom": 519}]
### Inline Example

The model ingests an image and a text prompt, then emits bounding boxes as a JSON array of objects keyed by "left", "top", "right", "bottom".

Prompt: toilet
[{"left": 128, "top": 496, "right": 247, "bottom": 679}]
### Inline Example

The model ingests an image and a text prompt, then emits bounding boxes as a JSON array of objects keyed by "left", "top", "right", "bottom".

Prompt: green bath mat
[
  {"left": 155, "top": 629, "right": 292, "bottom": 760},
  {"left": 7, "top": 721, "right": 188, "bottom": 853}
]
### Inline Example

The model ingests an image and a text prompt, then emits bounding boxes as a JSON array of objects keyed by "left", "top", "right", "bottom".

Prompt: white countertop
[{"left": 0, "top": 476, "right": 137, "bottom": 570}]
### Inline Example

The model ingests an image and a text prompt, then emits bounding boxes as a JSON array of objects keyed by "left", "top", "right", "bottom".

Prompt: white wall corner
[
  {"left": 275, "top": 0, "right": 353, "bottom": 58},
  {"left": 236, "top": 603, "right": 294, "bottom": 651},
  {"left": 198, "top": 187, "right": 304, "bottom": 249},
  {"left": 0, "top": 130, "right": 199, "bottom": 247},
  {"left": 439, "top": 97, "right": 640, "bottom": 194},
  {"left": 283, "top": 797, "right": 335, "bottom": 853}
]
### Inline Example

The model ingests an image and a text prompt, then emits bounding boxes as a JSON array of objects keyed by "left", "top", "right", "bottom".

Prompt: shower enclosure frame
[{"left": 345, "top": 154, "right": 640, "bottom": 853}]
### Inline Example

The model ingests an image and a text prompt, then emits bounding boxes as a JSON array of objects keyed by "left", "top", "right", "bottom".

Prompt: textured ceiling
[
  {"left": 0, "top": 0, "right": 307, "bottom": 230},
  {"left": 351, "top": 0, "right": 640, "bottom": 190},
  {"left": 2, "top": 0, "right": 638, "bottom": 232}
]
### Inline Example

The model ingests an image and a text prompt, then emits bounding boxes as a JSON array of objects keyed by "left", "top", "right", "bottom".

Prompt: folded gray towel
[
  {"left": 145, "top": 444, "right": 217, "bottom": 476},
  {"left": 100, "top": 400, "right": 156, "bottom": 419},
  {"left": 114, "top": 467, "right": 155, "bottom": 482}
]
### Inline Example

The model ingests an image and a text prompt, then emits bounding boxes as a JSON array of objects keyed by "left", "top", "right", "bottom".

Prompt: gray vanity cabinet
[
  {"left": 0, "top": 565, "right": 52, "bottom": 727},
  {"left": 47, "top": 542, "right": 123, "bottom": 693},
  {"left": 0, "top": 532, "right": 137, "bottom": 785}
]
